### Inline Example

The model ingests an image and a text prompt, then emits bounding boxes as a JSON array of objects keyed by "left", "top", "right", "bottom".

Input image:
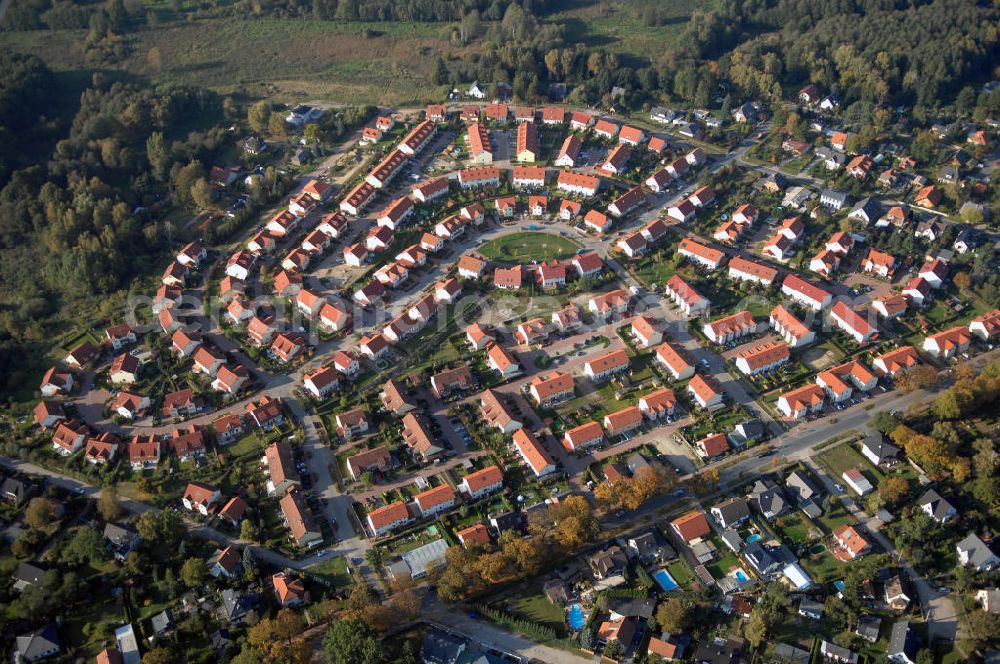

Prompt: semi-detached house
[
  {"left": 584, "top": 349, "right": 630, "bottom": 382},
  {"left": 513, "top": 429, "right": 556, "bottom": 478},
  {"left": 460, "top": 465, "right": 504, "bottom": 499}
]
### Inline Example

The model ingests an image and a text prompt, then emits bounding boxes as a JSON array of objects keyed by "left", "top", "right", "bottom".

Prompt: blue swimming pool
[
  {"left": 734, "top": 569, "right": 750, "bottom": 583},
  {"left": 653, "top": 569, "right": 678, "bottom": 591},
  {"left": 567, "top": 604, "right": 585, "bottom": 631},
  {"left": 746, "top": 534, "right": 762, "bottom": 543}
]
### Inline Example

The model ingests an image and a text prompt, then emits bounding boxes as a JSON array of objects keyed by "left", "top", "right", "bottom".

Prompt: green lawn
[
  {"left": 665, "top": 558, "right": 695, "bottom": 588},
  {"left": 816, "top": 444, "right": 884, "bottom": 488},
  {"left": 774, "top": 512, "right": 819, "bottom": 547},
  {"left": 308, "top": 556, "right": 353, "bottom": 589},
  {"left": 626, "top": 251, "right": 679, "bottom": 289},
  {"left": 507, "top": 586, "right": 569, "bottom": 637},
  {"left": 705, "top": 537, "right": 742, "bottom": 580},
  {"left": 478, "top": 232, "right": 581, "bottom": 263}
]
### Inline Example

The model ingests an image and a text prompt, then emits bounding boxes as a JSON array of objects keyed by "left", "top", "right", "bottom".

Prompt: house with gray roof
[
  {"left": 12, "top": 561, "right": 47, "bottom": 592},
  {"left": 421, "top": 628, "right": 467, "bottom": 664},
  {"left": 798, "top": 598, "right": 824, "bottom": 620},
  {"left": 711, "top": 497, "right": 751, "bottom": 530},
  {"left": 785, "top": 471, "right": 821, "bottom": 503},
  {"left": 956, "top": 533, "right": 1000, "bottom": 572},
  {"left": 820, "top": 189, "right": 850, "bottom": 210},
  {"left": 849, "top": 197, "right": 882, "bottom": 224},
  {"left": 1, "top": 476, "right": 36, "bottom": 506},
  {"left": 626, "top": 530, "right": 675, "bottom": 564},
  {"left": 774, "top": 643, "right": 810, "bottom": 664},
  {"left": 821, "top": 640, "right": 858, "bottom": 663},
  {"left": 917, "top": 489, "right": 956, "bottom": 524},
  {"left": 151, "top": 609, "right": 174, "bottom": 637},
  {"left": 104, "top": 522, "right": 141, "bottom": 561},
  {"left": 721, "top": 529, "right": 743, "bottom": 553},
  {"left": 860, "top": 435, "right": 901, "bottom": 467},
  {"left": 742, "top": 542, "right": 781, "bottom": 578},
  {"left": 608, "top": 597, "right": 656, "bottom": 621},
  {"left": 15, "top": 624, "right": 62, "bottom": 662},
  {"left": 816, "top": 147, "right": 846, "bottom": 170},
  {"left": 749, "top": 479, "right": 786, "bottom": 520},
  {"left": 220, "top": 589, "right": 257, "bottom": 624},
  {"left": 728, "top": 420, "right": 764, "bottom": 447},
  {"left": 887, "top": 620, "right": 920, "bottom": 664},
  {"left": 626, "top": 453, "right": 650, "bottom": 476},
  {"left": 855, "top": 614, "right": 882, "bottom": 642},
  {"left": 395, "top": 538, "right": 449, "bottom": 580}
]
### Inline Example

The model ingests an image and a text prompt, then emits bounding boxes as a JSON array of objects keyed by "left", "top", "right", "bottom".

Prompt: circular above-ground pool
[{"left": 653, "top": 569, "right": 679, "bottom": 591}]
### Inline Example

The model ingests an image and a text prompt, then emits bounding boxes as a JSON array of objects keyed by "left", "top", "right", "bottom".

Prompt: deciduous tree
[
  {"left": 180, "top": 557, "right": 205, "bottom": 588},
  {"left": 24, "top": 497, "right": 51, "bottom": 530},
  {"left": 322, "top": 618, "right": 382, "bottom": 664}
]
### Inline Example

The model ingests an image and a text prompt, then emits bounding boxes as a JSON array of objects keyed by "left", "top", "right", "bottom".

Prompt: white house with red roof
[
  {"left": 970, "top": 309, "right": 1000, "bottom": 342},
  {"left": 770, "top": 305, "right": 814, "bottom": 347},
  {"left": 829, "top": 302, "right": 875, "bottom": 344},
  {"left": 667, "top": 198, "right": 696, "bottom": 223},
  {"left": 777, "top": 384, "right": 825, "bottom": 419},
  {"left": 654, "top": 342, "right": 695, "bottom": 380},
  {"left": 571, "top": 252, "right": 603, "bottom": 279},
  {"left": 872, "top": 346, "right": 919, "bottom": 377},
  {"left": 677, "top": 238, "right": 725, "bottom": 269},
  {"left": 664, "top": 275, "right": 709, "bottom": 315},
  {"left": 923, "top": 326, "right": 972, "bottom": 359},
  {"left": 303, "top": 367, "right": 342, "bottom": 399},
  {"left": 781, "top": 275, "right": 832, "bottom": 311},
  {"left": 919, "top": 259, "right": 948, "bottom": 288},
  {"left": 728, "top": 257, "right": 777, "bottom": 286},
  {"left": 631, "top": 316, "right": 663, "bottom": 348},
  {"left": 703, "top": 311, "right": 756, "bottom": 344},
  {"left": 689, "top": 185, "right": 715, "bottom": 207},
  {"left": 902, "top": 277, "right": 932, "bottom": 306}
]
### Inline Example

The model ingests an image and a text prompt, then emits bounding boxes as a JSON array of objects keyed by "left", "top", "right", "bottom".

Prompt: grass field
[
  {"left": 0, "top": 17, "right": 456, "bottom": 103},
  {"left": 477, "top": 232, "right": 581, "bottom": 263},
  {"left": 548, "top": 0, "right": 703, "bottom": 63}
]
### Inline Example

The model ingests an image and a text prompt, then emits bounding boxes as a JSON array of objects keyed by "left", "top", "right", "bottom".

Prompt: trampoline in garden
[
  {"left": 567, "top": 604, "right": 585, "bottom": 631},
  {"left": 653, "top": 569, "right": 679, "bottom": 591}
]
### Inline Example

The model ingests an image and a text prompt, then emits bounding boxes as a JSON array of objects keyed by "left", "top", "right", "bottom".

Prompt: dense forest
[{"left": 0, "top": 46, "right": 242, "bottom": 397}]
